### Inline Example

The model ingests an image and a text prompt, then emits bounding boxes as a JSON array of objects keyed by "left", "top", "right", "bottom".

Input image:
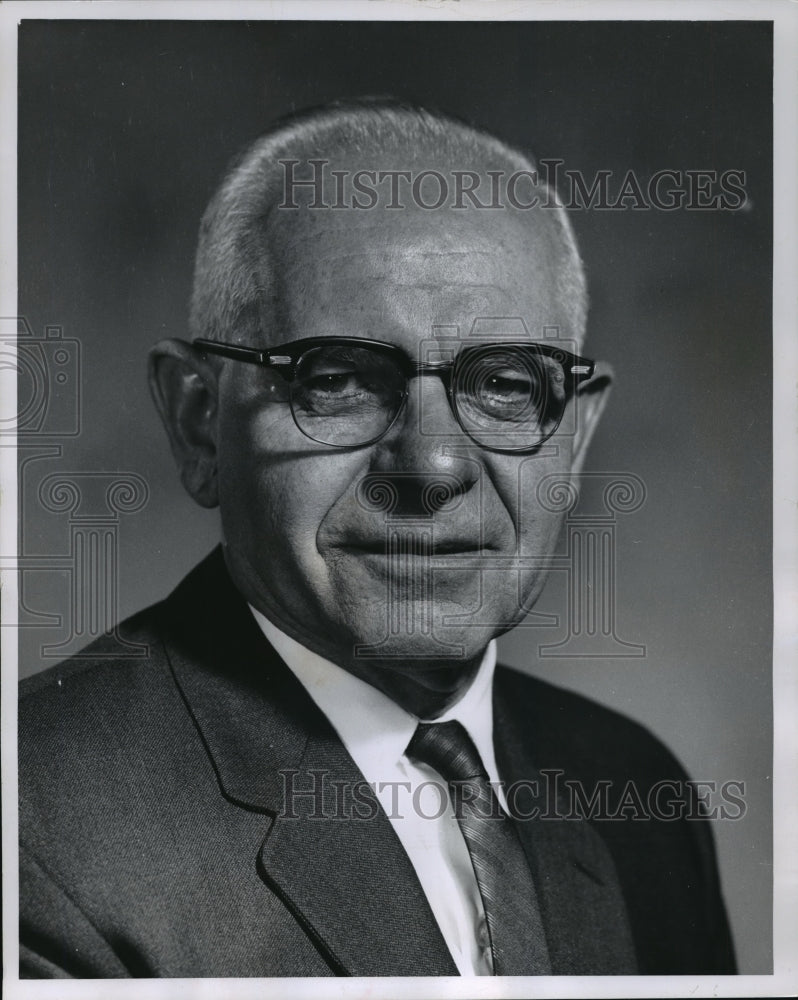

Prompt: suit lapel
[
  {"left": 160, "top": 549, "right": 457, "bottom": 976},
  {"left": 258, "top": 725, "right": 457, "bottom": 976},
  {"left": 493, "top": 675, "right": 638, "bottom": 975}
]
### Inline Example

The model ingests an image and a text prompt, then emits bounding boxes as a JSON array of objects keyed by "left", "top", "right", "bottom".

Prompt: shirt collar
[{"left": 249, "top": 606, "right": 499, "bottom": 785}]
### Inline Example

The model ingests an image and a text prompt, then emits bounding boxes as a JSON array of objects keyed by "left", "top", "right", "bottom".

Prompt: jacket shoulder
[
  {"left": 19, "top": 547, "right": 227, "bottom": 708},
  {"left": 19, "top": 602, "right": 167, "bottom": 700},
  {"left": 18, "top": 600, "right": 179, "bottom": 783},
  {"left": 495, "top": 664, "right": 690, "bottom": 784}
]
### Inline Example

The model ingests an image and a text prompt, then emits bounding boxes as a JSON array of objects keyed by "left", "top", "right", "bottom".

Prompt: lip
[{"left": 335, "top": 540, "right": 496, "bottom": 557}]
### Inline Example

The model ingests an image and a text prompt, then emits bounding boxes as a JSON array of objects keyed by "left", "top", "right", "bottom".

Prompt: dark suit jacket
[{"left": 19, "top": 548, "right": 736, "bottom": 978}]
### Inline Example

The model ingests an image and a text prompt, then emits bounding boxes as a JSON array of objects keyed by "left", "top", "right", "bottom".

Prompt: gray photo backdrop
[{"left": 17, "top": 19, "right": 772, "bottom": 972}]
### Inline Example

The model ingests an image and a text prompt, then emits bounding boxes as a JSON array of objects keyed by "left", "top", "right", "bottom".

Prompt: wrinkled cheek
[
  {"left": 242, "top": 459, "right": 371, "bottom": 617},
  {"left": 517, "top": 505, "right": 567, "bottom": 557},
  {"left": 512, "top": 459, "right": 572, "bottom": 610},
  {"left": 485, "top": 452, "right": 572, "bottom": 556}
]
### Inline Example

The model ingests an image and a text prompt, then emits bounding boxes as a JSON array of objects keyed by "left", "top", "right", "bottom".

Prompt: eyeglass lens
[
  {"left": 452, "top": 346, "right": 566, "bottom": 451},
  {"left": 292, "top": 345, "right": 406, "bottom": 446},
  {"left": 290, "top": 343, "right": 568, "bottom": 450}
]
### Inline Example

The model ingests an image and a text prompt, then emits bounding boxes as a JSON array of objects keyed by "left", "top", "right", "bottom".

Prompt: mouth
[{"left": 336, "top": 539, "right": 495, "bottom": 557}]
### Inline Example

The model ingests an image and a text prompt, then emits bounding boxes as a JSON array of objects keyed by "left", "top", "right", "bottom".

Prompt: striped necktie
[{"left": 406, "top": 719, "right": 551, "bottom": 976}]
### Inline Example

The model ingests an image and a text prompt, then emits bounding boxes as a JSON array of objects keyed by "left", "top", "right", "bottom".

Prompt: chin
[{"left": 338, "top": 597, "right": 497, "bottom": 664}]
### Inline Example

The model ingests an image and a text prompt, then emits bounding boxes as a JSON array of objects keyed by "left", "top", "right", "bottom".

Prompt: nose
[{"left": 367, "top": 373, "right": 481, "bottom": 516}]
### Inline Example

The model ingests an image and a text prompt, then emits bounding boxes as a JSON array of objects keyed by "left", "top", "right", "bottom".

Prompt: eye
[
  {"left": 480, "top": 371, "right": 534, "bottom": 400},
  {"left": 304, "top": 369, "right": 365, "bottom": 395},
  {"left": 292, "top": 345, "right": 406, "bottom": 418}
]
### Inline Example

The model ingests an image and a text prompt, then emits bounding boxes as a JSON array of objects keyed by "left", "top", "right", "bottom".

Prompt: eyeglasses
[{"left": 194, "top": 336, "right": 596, "bottom": 453}]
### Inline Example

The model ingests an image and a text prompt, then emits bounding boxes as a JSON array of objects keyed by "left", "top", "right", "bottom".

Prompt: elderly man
[{"left": 19, "top": 100, "right": 735, "bottom": 978}]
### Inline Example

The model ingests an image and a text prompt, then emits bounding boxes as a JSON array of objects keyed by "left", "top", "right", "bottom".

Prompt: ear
[
  {"left": 148, "top": 339, "right": 220, "bottom": 508},
  {"left": 570, "top": 362, "right": 613, "bottom": 476}
]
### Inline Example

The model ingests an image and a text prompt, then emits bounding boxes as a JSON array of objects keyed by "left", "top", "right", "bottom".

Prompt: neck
[{"left": 334, "top": 651, "right": 485, "bottom": 720}]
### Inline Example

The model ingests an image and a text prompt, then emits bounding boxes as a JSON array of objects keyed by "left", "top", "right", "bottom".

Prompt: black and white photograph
[{"left": 2, "top": 3, "right": 796, "bottom": 998}]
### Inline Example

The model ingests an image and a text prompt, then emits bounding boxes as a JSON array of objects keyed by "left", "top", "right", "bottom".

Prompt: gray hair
[{"left": 189, "top": 98, "right": 588, "bottom": 345}]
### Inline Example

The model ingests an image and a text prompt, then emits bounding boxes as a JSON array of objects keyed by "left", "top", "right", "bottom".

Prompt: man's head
[{"left": 150, "top": 100, "right": 611, "bottom": 716}]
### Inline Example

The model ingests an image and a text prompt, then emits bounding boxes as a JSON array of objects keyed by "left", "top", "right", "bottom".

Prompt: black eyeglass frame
[{"left": 194, "top": 335, "right": 597, "bottom": 453}]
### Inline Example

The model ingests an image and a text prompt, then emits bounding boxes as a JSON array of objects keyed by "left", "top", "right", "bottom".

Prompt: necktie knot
[{"left": 406, "top": 720, "right": 487, "bottom": 784}]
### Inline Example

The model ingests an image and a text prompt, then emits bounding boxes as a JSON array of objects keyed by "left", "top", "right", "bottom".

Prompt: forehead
[{"left": 264, "top": 200, "right": 572, "bottom": 350}]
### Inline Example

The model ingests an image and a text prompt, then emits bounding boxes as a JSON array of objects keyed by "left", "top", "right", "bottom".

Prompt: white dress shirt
[{"left": 249, "top": 605, "right": 506, "bottom": 976}]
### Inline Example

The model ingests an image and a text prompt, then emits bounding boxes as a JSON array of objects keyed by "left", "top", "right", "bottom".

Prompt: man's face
[{"left": 213, "top": 198, "right": 591, "bottom": 689}]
